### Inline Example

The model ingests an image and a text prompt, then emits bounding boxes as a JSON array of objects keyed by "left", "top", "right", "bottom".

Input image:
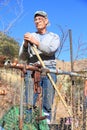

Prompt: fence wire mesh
[{"left": 0, "top": 68, "right": 87, "bottom": 130}]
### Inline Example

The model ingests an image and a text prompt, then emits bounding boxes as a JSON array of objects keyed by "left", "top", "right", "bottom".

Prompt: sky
[{"left": 0, "top": 0, "right": 87, "bottom": 61}]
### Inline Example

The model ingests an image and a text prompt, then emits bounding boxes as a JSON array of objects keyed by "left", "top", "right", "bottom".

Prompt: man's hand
[{"left": 24, "top": 32, "right": 39, "bottom": 47}]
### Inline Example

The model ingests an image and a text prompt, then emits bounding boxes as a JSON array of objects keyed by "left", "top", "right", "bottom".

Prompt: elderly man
[{"left": 19, "top": 10, "right": 60, "bottom": 124}]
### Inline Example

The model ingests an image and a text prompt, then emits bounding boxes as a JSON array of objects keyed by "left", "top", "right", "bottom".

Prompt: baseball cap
[{"left": 34, "top": 11, "right": 48, "bottom": 18}]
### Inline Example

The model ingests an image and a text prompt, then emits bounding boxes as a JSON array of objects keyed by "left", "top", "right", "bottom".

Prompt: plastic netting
[{"left": 0, "top": 106, "right": 49, "bottom": 130}]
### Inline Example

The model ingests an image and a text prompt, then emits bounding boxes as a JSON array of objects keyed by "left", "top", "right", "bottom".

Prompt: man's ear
[{"left": 45, "top": 18, "right": 49, "bottom": 25}]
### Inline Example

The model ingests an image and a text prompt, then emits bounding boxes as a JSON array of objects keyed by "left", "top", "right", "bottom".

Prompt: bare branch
[
  {"left": 0, "top": 0, "right": 10, "bottom": 8},
  {"left": 0, "top": 0, "right": 24, "bottom": 33},
  {"left": 74, "top": 37, "right": 87, "bottom": 61},
  {"left": 56, "top": 25, "right": 68, "bottom": 58}
]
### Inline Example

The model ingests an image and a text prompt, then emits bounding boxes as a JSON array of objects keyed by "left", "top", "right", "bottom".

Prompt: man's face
[{"left": 34, "top": 16, "right": 48, "bottom": 30}]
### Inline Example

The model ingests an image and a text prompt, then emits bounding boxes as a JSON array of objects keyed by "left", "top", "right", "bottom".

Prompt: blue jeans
[
  {"left": 0, "top": 126, "right": 4, "bottom": 130},
  {"left": 24, "top": 68, "right": 57, "bottom": 119},
  {"left": 33, "top": 67, "right": 57, "bottom": 119},
  {"left": 84, "top": 96, "right": 87, "bottom": 109},
  {"left": 24, "top": 70, "right": 34, "bottom": 106}
]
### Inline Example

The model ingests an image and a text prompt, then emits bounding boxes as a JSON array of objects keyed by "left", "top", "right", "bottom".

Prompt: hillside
[
  {"left": 0, "top": 32, "right": 19, "bottom": 59},
  {"left": 56, "top": 58, "right": 87, "bottom": 72}
]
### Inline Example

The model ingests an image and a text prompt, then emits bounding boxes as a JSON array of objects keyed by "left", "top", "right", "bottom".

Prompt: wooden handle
[{"left": 31, "top": 46, "right": 72, "bottom": 117}]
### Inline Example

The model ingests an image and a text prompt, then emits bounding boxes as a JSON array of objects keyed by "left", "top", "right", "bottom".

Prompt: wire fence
[{"left": 0, "top": 68, "right": 87, "bottom": 130}]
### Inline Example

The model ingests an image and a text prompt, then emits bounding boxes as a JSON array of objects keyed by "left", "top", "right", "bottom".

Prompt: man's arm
[
  {"left": 19, "top": 32, "right": 40, "bottom": 61},
  {"left": 24, "top": 32, "right": 40, "bottom": 47}
]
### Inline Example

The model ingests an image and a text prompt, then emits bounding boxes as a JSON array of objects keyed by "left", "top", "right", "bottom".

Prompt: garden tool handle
[{"left": 31, "top": 45, "right": 72, "bottom": 117}]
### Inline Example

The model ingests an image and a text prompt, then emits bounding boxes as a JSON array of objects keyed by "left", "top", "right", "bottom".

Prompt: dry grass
[
  {"left": 0, "top": 67, "right": 87, "bottom": 129},
  {"left": 0, "top": 68, "right": 70, "bottom": 120},
  {"left": 0, "top": 68, "right": 21, "bottom": 118}
]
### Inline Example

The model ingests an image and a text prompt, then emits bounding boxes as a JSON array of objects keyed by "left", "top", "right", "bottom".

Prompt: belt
[{"left": 28, "top": 54, "right": 55, "bottom": 63}]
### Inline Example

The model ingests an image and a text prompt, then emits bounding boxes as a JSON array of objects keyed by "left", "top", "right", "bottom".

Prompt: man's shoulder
[
  {"left": 31, "top": 32, "right": 36, "bottom": 35},
  {"left": 31, "top": 32, "right": 59, "bottom": 39},
  {"left": 48, "top": 32, "right": 59, "bottom": 38},
  {"left": 48, "top": 32, "right": 58, "bottom": 36},
  {"left": 31, "top": 32, "right": 39, "bottom": 38}
]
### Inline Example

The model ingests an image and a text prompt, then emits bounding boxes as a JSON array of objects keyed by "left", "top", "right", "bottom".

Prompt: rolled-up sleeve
[{"left": 19, "top": 41, "right": 30, "bottom": 61}]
